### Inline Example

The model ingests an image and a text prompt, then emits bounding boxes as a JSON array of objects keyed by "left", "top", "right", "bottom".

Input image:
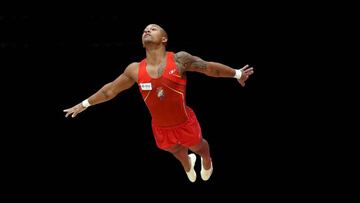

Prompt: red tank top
[{"left": 138, "top": 52, "right": 189, "bottom": 127}]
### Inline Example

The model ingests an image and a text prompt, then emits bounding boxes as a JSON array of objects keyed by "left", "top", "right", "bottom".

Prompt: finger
[
  {"left": 238, "top": 79, "right": 245, "bottom": 87},
  {"left": 72, "top": 112, "right": 77, "bottom": 118},
  {"left": 244, "top": 67, "right": 253, "bottom": 73},
  {"left": 65, "top": 112, "right": 71, "bottom": 117},
  {"left": 244, "top": 68, "right": 254, "bottom": 75},
  {"left": 244, "top": 67, "right": 253, "bottom": 72},
  {"left": 245, "top": 71, "right": 254, "bottom": 76},
  {"left": 240, "top": 81, "right": 245, "bottom": 87},
  {"left": 240, "top": 64, "right": 249, "bottom": 70}
]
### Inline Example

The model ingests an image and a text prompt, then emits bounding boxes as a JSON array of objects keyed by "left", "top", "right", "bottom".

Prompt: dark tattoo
[
  {"left": 175, "top": 51, "right": 208, "bottom": 74},
  {"left": 191, "top": 60, "right": 207, "bottom": 69},
  {"left": 175, "top": 63, "right": 182, "bottom": 74},
  {"left": 174, "top": 55, "right": 185, "bottom": 74}
]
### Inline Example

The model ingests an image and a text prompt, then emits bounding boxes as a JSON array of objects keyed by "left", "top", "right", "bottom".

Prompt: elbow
[
  {"left": 101, "top": 89, "right": 114, "bottom": 101},
  {"left": 101, "top": 83, "right": 117, "bottom": 100},
  {"left": 104, "top": 90, "right": 116, "bottom": 100}
]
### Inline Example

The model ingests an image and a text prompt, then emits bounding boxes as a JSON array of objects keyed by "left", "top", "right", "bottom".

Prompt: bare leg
[
  {"left": 165, "top": 144, "right": 191, "bottom": 172},
  {"left": 189, "top": 138, "right": 212, "bottom": 170}
]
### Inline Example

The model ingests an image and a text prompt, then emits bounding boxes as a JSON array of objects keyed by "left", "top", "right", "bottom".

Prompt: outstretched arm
[
  {"left": 63, "top": 63, "right": 137, "bottom": 118},
  {"left": 175, "top": 51, "right": 254, "bottom": 86}
]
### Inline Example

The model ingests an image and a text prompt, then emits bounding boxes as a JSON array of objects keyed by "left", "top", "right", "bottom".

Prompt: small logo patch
[{"left": 140, "top": 83, "right": 152, "bottom": 90}]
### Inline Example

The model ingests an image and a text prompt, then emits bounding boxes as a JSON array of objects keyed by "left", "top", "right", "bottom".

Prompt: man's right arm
[
  {"left": 64, "top": 62, "right": 138, "bottom": 118},
  {"left": 86, "top": 63, "right": 137, "bottom": 106}
]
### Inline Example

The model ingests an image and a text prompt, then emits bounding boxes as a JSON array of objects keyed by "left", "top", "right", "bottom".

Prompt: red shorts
[{"left": 151, "top": 108, "right": 202, "bottom": 150}]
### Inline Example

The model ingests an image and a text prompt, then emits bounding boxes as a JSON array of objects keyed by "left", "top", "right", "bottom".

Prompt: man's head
[{"left": 142, "top": 24, "right": 168, "bottom": 48}]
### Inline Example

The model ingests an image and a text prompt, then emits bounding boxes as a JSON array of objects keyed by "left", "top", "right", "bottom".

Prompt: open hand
[
  {"left": 63, "top": 103, "right": 86, "bottom": 118},
  {"left": 238, "top": 64, "right": 254, "bottom": 87}
]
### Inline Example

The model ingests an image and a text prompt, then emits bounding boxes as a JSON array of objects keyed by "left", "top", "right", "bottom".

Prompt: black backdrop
[{"left": 2, "top": 11, "right": 319, "bottom": 200}]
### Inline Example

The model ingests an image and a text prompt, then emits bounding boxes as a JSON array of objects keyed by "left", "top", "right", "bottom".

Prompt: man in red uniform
[{"left": 63, "top": 24, "right": 254, "bottom": 182}]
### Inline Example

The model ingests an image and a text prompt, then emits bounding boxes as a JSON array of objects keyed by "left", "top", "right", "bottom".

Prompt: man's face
[{"left": 142, "top": 24, "right": 167, "bottom": 47}]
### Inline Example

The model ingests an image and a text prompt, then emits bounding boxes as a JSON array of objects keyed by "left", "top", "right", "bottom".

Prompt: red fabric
[
  {"left": 138, "top": 52, "right": 189, "bottom": 127},
  {"left": 137, "top": 52, "right": 202, "bottom": 149},
  {"left": 151, "top": 107, "right": 202, "bottom": 150}
]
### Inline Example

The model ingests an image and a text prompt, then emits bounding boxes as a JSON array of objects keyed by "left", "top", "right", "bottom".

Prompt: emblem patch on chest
[{"left": 156, "top": 87, "right": 165, "bottom": 100}]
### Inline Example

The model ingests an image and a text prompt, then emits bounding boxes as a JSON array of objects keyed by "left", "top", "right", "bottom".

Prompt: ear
[{"left": 162, "top": 37, "right": 168, "bottom": 43}]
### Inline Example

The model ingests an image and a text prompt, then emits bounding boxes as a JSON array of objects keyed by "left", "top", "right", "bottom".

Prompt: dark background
[{"left": 2, "top": 9, "right": 331, "bottom": 200}]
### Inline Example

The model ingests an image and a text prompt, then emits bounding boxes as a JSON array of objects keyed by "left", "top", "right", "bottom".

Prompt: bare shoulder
[
  {"left": 175, "top": 51, "right": 207, "bottom": 72},
  {"left": 175, "top": 51, "right": 193, "bottom": 64},
  {"left": 174, "top": 51, "right": 194, "bottom": 74},
  {"left": 175, "top": 51, "right": 191, "bottom": 57},
  {"left": 125, "top": 62, "right": 139, "bottom": 72},
  {"left": 124, "top": 62, "right": 140, "bottom": 82}
]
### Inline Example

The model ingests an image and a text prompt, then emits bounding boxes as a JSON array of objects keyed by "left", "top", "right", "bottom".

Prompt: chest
[{"left": 146, "top": 63, "right": 166, "bottom": 79}]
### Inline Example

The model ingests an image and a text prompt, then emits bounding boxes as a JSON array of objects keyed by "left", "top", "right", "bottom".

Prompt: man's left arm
[{"left": 175, "top": 51, "right": 254, "bottom": 86}]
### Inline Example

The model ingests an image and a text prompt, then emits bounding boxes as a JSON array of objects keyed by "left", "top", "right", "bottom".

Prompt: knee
[
  {"left": 166, "top": 145, "right": 185, "bottom": 154},
  {"left": 190, "top": 139, "right": 207, "bottom": 152}
]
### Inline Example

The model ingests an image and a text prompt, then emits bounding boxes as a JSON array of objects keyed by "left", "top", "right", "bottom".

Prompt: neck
[{"left": 145, "top": 45, "right": 166, "bottom": 65}]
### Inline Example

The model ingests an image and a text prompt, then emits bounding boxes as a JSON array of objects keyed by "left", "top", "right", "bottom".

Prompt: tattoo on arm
[
  {"left": 190, "top": 60, "right": 207, "bottom": 69},
  {"left": 175, "top": 51, "right": 208, "bottom": 74},
  {"left": 174, "top": 52, "right": 186, "bottom": 74}
]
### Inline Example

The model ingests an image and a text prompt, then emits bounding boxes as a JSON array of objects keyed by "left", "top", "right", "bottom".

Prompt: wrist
[
  {"left": 81, "top": 99, "right": 91, "bottom": 108},
  {"left": 234, "top": 69, "right": 242, "bottom": 79}
]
